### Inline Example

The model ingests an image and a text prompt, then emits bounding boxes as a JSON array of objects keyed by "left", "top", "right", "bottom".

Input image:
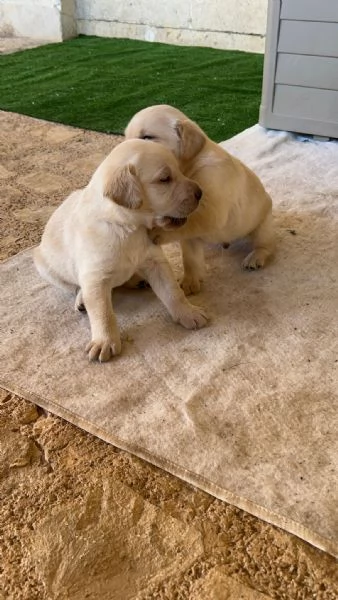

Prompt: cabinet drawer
[
  {"left": 278, "top": 20, "right": 338, "bottom": 57},
  {"left": 280, "top": 0, "right": 338, "bottom": 22},
  {"left": 276, "top": 54, "right": 338, "bottom": 91},
  {"left": 273, "top": 85, "right": 338, "bottom": 122}
]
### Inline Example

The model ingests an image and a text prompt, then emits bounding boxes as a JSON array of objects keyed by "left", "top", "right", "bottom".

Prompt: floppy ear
[
  {"left": 103, "top": 164, "right": 143, "bottom": 209},
  {"left": 175, "top": 119, "right": 206, "bottom": 161}
]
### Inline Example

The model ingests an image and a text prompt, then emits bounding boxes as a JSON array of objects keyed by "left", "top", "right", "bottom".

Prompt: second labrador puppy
[
  {"left": 125, "top": 105, "right": 275, "bottom": 294},
  {"left": 34, "top": 139, "right": 207, "bottom": 362}
]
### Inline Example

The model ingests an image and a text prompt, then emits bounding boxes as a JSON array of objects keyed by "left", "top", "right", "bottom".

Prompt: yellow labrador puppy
[
  {"left": 125, "top": 105, "right": 275, "bottom": 294},
  {"left": 34, "top": 139, "right": 207, "bottom": 362}
]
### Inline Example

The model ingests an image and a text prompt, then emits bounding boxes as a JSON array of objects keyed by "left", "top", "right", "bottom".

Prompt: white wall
[
  {"left": 0, "top": 0, "right": 268, "bottom": 53},
  {"left": 76, "top": 0, "right": 268, "bottom": 53},
  {"left": 0, "top": 0, "right": 77, "bottom": 40}
]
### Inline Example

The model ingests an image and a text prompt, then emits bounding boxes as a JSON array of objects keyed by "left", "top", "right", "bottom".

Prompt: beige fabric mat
[{"left": 1, "top": 125, "right": 337, "bottom": 558}]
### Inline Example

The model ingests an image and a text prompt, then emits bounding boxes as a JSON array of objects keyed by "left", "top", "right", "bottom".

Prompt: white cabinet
[{"left": 259, "top": 0, "right": 338, "bottom": 138}]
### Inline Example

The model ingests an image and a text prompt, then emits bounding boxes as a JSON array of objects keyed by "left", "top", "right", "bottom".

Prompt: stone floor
[{"left": 0, "top": 36, "right": 337, "bottom": 600}]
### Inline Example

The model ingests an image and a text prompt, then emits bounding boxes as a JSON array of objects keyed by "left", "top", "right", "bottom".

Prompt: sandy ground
[
  {"left": 1, "top": 110, "right": 337, "bottom": 600},
  {"left": 0, "top": 35, "right": 337, "bottom": 596}
]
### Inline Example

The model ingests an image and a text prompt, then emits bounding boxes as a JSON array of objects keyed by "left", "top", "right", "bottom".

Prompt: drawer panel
[
  {"left": 275, "top": 54, "right": 338, "bottom": 91},
  {"left": 278, "top": 21, "right": 338, "bottom": 57},
  {"left": 281, "top": 0, "right": 338, "bottom": 22},
  {"left": 273, "top": 85, "right": 338, "bottom": 122}
]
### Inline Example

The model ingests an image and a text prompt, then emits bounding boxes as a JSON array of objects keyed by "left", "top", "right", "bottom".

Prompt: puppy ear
[
  {"left": 103, "top": 164, "right": 143, "bottom": 209},
  {"left": 175, "top": 119, "right": 206, "bottom": 161}
]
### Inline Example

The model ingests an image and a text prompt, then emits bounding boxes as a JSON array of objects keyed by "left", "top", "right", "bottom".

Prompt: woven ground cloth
[{"left": 1, "top": 124, "right": 337, "bottom": 558}]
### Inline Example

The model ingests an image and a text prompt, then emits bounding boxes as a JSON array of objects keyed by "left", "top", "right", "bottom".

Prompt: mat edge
[{"left": 1, "top": 379, "right": 336, "bottom": 559}]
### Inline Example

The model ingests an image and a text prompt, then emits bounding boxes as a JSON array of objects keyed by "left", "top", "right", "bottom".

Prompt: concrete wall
[
  {"left": 76, "top": 0, "right": 268, "bottom": 53},
  {"left": 0, "top": 0, "right": 268, "bottom": 52},
  {"left": 0, "top": 0, "right": 77, "bottom": 40}
]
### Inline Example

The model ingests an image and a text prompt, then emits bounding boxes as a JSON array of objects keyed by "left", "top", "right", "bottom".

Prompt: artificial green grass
[{"left": 0, "top": 36, "right": 264, "bottom": 142}]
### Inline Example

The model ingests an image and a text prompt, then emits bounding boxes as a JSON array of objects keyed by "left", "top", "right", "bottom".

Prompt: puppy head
[
  {"left": 125, "top": 105, "right": 206, "bottom": 165},
  {"left": 99, "top": 139, "right": 202, "bottom": 228}
]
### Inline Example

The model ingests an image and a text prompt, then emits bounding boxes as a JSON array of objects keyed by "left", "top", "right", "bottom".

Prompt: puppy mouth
[
  {"left": 165, "top": 216, "right": 187, "bottom": 228},
  {"left": 155, "top": 216, "right": 187, "bottom": 229}
]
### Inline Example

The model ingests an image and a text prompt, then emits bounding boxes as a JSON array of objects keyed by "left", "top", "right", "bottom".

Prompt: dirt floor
[{"left": 0, "top": 108, "right": 337, "bottom": 599}]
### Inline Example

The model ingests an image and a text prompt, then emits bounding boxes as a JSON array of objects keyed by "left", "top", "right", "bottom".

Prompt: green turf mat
[{"left": 0, "top": 36, "right": 264, "bottom": 142}]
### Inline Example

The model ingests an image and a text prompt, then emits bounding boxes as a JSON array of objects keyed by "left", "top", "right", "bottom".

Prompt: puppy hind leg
[
  {"left": 75, "top": 288, "right": 86, "bottom": 312},
  {"left": 181, "top": 239, "right": 205, "bottom": 295},
  {"left": 123, "top": 273, "right": 150, "bottom": 289},
  {"left": 242, "top": 212, "right": 276, "bottom": 270},
  {"left": 33, "top": 247, "right": 77, "bottom": 294}
]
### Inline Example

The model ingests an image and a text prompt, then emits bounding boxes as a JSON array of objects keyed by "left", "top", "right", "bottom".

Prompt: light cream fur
[
  {"left": 125, "top": 105, "right": 275, "bottom": 294},
  {"left": 34, "top": 139, "right": 207, "bottom": 362}
]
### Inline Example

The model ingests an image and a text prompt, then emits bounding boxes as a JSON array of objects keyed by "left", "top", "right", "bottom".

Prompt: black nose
[{"left": 195, "top": 187, "right": 202, "bottom": 201}]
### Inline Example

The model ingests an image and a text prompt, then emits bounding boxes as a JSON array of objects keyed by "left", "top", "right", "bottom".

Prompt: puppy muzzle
[{"left": 156, "top": 182, "right": 202, "bottom": 230}]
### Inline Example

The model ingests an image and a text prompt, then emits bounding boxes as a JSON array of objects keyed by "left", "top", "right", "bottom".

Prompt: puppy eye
[
  {"left": 141, "top": 135, "right": 155, "bottom": 140},
  {"left": 159, "top": 175, "right": 171, "bottom": 183}
]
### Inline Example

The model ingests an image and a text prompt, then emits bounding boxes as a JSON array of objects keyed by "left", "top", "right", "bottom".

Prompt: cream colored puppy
[
  {"left": 125, "top": 105, "right": 275, "bottom": 295},
  {"left": 34, "top": 139, "right": 207, "bottom": 362}
]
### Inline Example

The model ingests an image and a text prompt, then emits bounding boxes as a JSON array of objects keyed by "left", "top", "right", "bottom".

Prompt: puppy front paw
[
  {"left": 86, "top": 335, "right": 122, "bottom": 362},
  {"left": 242, "top": 249, "right": 266, "bottom": 270},
  {"left": 180, "top": 274, "right": 201, "bottom": 295},
  {"left": 176, "top": 304, "right": 208, "bottom": 330}
]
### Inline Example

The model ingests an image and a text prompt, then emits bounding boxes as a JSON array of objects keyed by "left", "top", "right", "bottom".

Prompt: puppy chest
[
  {"left": 124, "top": 230, "right": 150, "bottom": 267},
  {"left": 102, "top": 235, "right": 149, "bottom": 285}
]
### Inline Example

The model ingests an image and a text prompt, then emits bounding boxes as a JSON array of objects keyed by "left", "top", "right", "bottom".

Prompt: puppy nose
[{"left": 195, "top": 186, "right": 202, "bottom": 201}]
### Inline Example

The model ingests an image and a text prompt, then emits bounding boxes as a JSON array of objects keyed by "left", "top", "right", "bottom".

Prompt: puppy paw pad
[
  {"left": 177, "top": 306, "right": 208, "bottom": 330},
  {"left": 242, "top": 251, "right": 265, "bottom": 271},
  {"left": 86, "top": 338, "right": 122, "bottom": 362}
]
